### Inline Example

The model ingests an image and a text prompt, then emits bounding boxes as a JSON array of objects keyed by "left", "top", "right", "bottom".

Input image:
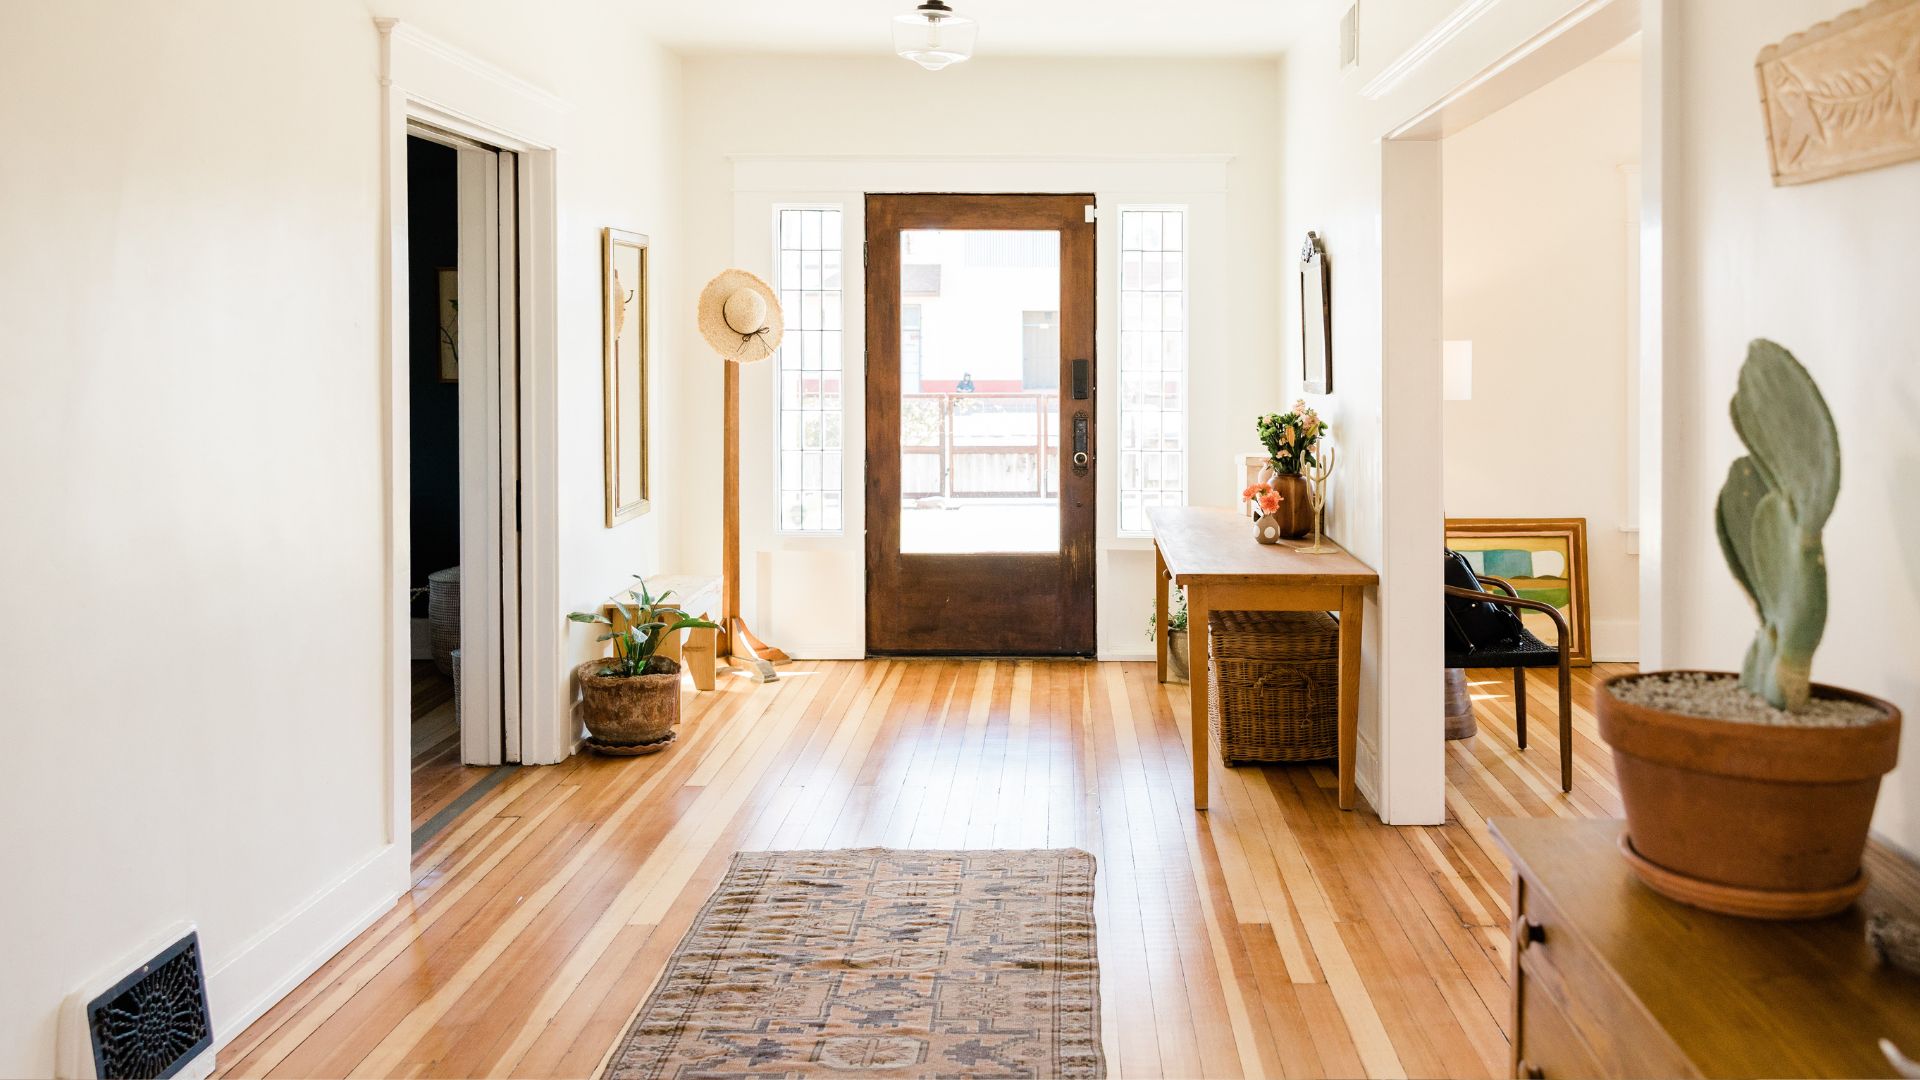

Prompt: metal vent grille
[{"left": 86, "top": 931, "right": 211, "bottom": 1079}]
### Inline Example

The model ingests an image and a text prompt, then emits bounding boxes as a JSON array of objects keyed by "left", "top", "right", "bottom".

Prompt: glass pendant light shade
[{"left": 893, "top": 1, "right": 976, "bottom": 71}]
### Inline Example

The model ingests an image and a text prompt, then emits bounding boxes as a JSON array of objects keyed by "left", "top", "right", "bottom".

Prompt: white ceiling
[{"left": 644, "top": 0, "right": 1323, "bottom": 58}]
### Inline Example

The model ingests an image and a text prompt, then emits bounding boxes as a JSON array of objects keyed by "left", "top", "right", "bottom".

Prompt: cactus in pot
[
  {"left": 1595, "top": 338, "right": 1899, "bottom": 920},
  {"left": 1714, "top": 339, "right": 1839, "bottom": 711}
]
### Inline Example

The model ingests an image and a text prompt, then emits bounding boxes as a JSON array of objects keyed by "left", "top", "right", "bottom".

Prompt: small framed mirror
[
  {"left": 603, "top": 227, "right": 650, "bottom": 525},
  {"left": 1300, "top": 230, "right": 1331, "bottom": 394}
]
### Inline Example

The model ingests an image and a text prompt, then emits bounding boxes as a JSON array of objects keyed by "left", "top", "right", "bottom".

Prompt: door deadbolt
[{"left": 1071, "top": 413, "right": 1090, "bottom": 475}]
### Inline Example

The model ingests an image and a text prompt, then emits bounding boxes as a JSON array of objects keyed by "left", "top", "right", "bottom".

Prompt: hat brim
[{"left": 697, "top": 269, "right": 784, "bottom": 363}]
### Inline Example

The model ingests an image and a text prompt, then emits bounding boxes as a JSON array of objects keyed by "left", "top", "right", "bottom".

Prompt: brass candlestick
[{"left": 1295, "top": 443, "right": 1337, "bottom": 554}]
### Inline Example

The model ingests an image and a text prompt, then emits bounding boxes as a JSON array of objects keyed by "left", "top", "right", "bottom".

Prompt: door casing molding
[{"left": 376, "top": 20, "right": 568, "bottom": 856}]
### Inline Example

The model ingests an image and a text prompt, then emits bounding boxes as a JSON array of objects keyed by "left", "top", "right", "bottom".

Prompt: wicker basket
[
  {"left": 1208, "top": 609, "right": 1339, "bottom": 764},
  {"left": 428, "top": 566, "right": 460, "bottom": 676}
]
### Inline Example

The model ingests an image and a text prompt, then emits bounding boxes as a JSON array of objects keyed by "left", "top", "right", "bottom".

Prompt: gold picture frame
[
  {"left": 1445, "top": 517, "right": 1592, "bottom": 666},
  {"left": 603, "top": 227, "right": 650, "bottom": 526}
]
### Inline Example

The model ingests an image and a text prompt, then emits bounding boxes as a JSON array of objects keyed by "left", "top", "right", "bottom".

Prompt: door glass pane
[{"left": 899, "top": 229, "right": 1061, "bottom": 554}]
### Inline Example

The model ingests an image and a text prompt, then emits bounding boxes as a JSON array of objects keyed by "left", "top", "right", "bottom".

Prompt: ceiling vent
[
  {"left": 57, "top": 924, "right": 214, "bottom": 1079},
  {"left": 1340, "top": 4, "right": 1360, "bottom": 69}
]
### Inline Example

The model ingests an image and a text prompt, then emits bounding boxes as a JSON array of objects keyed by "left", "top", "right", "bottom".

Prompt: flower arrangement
[
  {"left": 1255, "top": 400, "right": 1329, "bottom": 476},
  {"left": 1241, "top": 481, "right": 1284, "bottom": 517}
]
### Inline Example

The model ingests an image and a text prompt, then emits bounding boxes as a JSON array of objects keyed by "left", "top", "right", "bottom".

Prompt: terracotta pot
[
  {"left": 575, "top": 656, "right": 682, "bottom": 754},
  {"left": 1596, "top": 670, "right": 1900, "bottom": 918},
  {"left": 1168, "top": 628, "right": 1190, "bottom": 683},
  {"left": 1260, "top": 468, "right": 1314, "bottom": 539}
]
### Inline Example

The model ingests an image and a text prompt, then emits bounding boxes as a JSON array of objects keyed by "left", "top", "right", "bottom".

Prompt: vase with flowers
[
  {"left": 1254, "top": 401, "right": 1329, "bottom": 539},
  {"left": 1241, "top": 481, "right": 1288, "bottom": 544}
]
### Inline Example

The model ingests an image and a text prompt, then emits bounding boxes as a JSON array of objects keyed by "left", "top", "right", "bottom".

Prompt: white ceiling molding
[
  {"left": 652, "top": 0, "right": 1308, "bottom": 57},
  {"left": 1359, "top": 0, "right": 1502, "bottom": 99},
  {"left": 729, "top": 154, "right": 1233, "bottom": 195},
  {"left": 376, "top": 18, "right": 570, "bottom": 146}
]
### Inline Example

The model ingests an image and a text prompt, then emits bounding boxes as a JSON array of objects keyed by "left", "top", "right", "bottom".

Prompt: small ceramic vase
[{"left": 1254, "top": 513, "right": 1285, "bottom": 545}]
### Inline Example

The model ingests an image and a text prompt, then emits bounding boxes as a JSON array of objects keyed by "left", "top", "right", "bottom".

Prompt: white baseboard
[
  {"left": 1096, "top": 646, "right": 1156, "bottom": 661},
  {"left": 206, "top": 842, "right": 408, "bottom": 1054},
  {"left": 1590, "top": 617, "right": 1639, "bottom": 665}
]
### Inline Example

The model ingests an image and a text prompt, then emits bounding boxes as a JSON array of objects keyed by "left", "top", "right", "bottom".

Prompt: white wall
[
  {"left": 1441, "top": 52, "right": 1641, "bottom": 662},
  {"left": 0, "top": 2, "right": 683, "bottom": 1073},
  {"left": 1659, "top": 0, "right": 1920, "bottom": 853},
  {"left": 675, "top": 56, "right": 1279, "bottom": 661}
]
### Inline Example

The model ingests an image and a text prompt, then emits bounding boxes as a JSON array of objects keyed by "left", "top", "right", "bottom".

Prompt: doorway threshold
[{"left": 411, "top": 764, "right": 517, "bottom": 853}]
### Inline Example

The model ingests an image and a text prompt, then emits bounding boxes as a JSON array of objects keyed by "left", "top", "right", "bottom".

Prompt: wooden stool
[{"left": 1445, "top": 667, "right": 1477, "bottom": 740}]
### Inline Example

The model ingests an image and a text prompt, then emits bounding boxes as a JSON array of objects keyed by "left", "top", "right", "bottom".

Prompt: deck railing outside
[{"left": 900, "top": 391, "right": 1060, "bottom": 500}]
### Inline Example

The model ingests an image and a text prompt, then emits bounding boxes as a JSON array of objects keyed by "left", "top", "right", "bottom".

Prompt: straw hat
[{"left": 697, "top": 269, "right": 783, "bottom": 363}]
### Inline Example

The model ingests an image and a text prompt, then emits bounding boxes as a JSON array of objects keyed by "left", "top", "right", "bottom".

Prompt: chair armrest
[
  {"left": 1474, "top": 574, "right": 1519, "bottom": 598},
  {"left": 1443, "top": 584, "right": 1572, "bottom": 651}
]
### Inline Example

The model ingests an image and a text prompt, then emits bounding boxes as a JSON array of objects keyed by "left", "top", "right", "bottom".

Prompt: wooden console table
[
  {"left": 1149, "top": 506, "right": 1378, "bottom": 811},
  {"left": 1492, "top": 817, "right": 1920, "bottom": 1078}
]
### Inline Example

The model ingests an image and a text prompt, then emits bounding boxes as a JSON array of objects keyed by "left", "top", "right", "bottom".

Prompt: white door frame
[
  {"left": 377, "top": 18, "right": 566, "bottom": 855},
  {"left": 1364, "top": 0, "right": 1656, "bottom": 823}
]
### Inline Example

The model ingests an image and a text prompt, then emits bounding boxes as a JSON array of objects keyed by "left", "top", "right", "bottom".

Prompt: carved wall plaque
[{"left": 1757, "top": 0, "right": 1920, "bottom": 186}]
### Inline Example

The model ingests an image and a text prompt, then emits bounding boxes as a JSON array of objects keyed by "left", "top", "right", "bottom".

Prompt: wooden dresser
[{"left": 1491, "top": 817, "right": 1920, "bottom": 1079}]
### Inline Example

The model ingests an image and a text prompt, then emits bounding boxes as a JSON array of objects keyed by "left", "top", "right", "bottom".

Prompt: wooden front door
[{"left": 865, "top": 194, "right": 1096, "bottom": 655}]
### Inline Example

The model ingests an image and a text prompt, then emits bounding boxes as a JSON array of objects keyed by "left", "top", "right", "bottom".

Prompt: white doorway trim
[
  {"left": 1365, "top": 0, "right": 1653, "bottom": 823},
  {"left": 376, "top": 19, "right": 568, "bottom": 864}
]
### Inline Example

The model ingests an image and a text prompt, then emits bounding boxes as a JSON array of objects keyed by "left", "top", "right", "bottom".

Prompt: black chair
[{"left": 1442, "top": 549, "right": 1574, "bottom": 792}]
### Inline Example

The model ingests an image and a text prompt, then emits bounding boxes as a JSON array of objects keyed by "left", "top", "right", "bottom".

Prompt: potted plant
[
  {"left": 1148, "top": 588, "right": 1191, "bottom": 682},
  {"left": 1595, "top": 340, "right": 1900, "bottom": 919},
  {"left": 1254, "top": 401, "right": 1328, "bottom": 539},
  {"left": 567, "top": 576, "right": 719, "bottom": 756}
]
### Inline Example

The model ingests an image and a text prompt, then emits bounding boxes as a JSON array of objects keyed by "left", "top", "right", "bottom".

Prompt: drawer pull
[
  {"left": 1517, "top": 916, "right": 1546, "bottom": 950},
  {"left": 1516, "top": 1060, "right": 1544, "bottom": 1079}
]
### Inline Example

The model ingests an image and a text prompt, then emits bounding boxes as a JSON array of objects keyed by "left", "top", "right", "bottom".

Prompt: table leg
[
  {"left": 1338, "top": 585, "right": 1363, "bottom": 810},
  {"left": 1188, "top": 585, "right": 1210, "bottom": 810},
  {"left": 1155, "top": 544, "right": 1169, "bottom": 684}
]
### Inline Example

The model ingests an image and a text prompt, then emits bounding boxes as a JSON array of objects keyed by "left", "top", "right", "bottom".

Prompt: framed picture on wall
[
  {"left": 436, "top": 267, "right": 458, "bottom": 382},
  {"left": 1300, "top": 230, "right": 1332, "bottom": 393},
  {"left": 603, "top": 227, "right": 650, "bottom": 526},
  {"left": 1445, "top": 517, "right": 1592, "bottom": 665}
]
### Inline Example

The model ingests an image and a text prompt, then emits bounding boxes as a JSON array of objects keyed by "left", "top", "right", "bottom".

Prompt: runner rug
[{"left": 602, "top": 847, "right": 1103, "bottom": 1078}]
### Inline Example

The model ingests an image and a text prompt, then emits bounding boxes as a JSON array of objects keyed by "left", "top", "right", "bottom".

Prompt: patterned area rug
[{"left": 603, "top": 848, "right": 1103, "bottom": 1078}]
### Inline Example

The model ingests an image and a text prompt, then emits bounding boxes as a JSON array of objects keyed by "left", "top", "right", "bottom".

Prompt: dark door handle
[{"left": 1073, "top": 358, "right": 1089, "bottom": 400}]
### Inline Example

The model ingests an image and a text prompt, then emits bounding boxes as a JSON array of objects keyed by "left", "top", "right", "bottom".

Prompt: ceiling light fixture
[{"left": 893, "top": 0, "right": 976, "bottom": 71}]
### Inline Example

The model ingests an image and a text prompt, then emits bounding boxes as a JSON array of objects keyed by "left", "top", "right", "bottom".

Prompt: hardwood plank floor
[
  {"left": 219, "top": 660, "right": 1628, "bottom": 1080},
  {"left": 411, "top": 661, "right": 495, "bottom": 836}
]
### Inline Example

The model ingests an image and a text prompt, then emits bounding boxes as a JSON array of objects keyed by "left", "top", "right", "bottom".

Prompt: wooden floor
[
  {"left": 220, "top": 660, "right": 1627, "bottom": 1080},
  {"left": 411, "top": 661, "right": 495, "bottom": 836}
]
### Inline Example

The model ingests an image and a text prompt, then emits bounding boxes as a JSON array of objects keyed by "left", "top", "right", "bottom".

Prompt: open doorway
[
  {"left": 1437, "top": 38, "right": 1644, "bottom": 787},
  {"left": 404, "top": 126, "right": 521, "bottom": 845}
]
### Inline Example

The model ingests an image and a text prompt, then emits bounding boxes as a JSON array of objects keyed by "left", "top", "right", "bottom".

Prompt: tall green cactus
[{"left": 1714, "top": 339, "right": 1840, "bottom": 711}]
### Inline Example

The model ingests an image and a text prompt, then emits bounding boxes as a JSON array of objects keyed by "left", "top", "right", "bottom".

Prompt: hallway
[{"left": 219, "top": 661, "right": 1624, "bottom": 1079}]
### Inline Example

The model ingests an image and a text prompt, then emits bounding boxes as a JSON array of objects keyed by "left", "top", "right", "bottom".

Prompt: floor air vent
[{"left": 57, "top": 924, "right": 214, "bottom": 1079}]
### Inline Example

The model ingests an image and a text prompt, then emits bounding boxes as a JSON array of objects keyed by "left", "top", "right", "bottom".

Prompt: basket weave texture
[{"left": 1208, "top": 609, "right": 1339, "bottom": 764}]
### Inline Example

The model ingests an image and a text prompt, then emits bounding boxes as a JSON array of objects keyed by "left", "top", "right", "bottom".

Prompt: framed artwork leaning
[{"left": 1444, "top": 517, "right": 1592, "bottom": 666}]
